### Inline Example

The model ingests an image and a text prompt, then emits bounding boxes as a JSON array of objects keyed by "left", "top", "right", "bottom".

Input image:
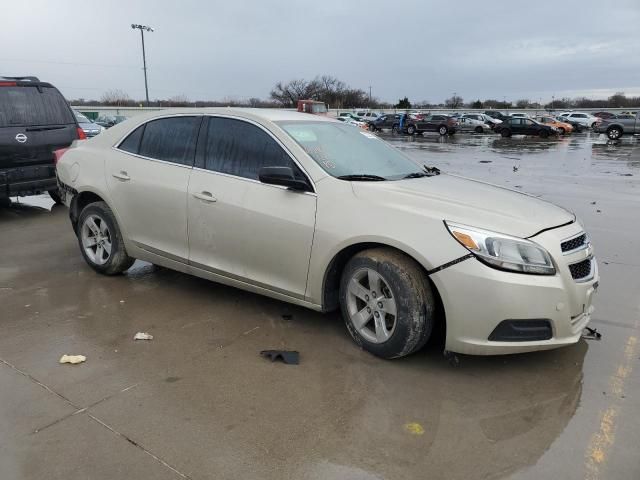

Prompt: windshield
[{"left": 277, "top": 121, "right": 425, "bottom": 180}]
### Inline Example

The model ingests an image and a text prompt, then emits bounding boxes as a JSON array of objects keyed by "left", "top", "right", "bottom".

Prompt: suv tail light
[
  {"left": 76, "top": 127, "right": 87, "bottom": 140},
  {"left": 0, "top": 81, "right": 17, "bottom": 87},
  {"left": 53, "top": 148, "right": 69, "bottom": 165}
]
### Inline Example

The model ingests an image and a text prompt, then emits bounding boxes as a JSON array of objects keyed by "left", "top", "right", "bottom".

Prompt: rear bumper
[{"left": 0, "top": 165, "right": 57, "bottom": 198}]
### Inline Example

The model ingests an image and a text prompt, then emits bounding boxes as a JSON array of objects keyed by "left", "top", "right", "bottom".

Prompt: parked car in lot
[
  {"left": 593, "top": 111, "right": 615, "bottom": 120},
  {"left": 338, "top": 112, "right": 362, "bottom": 121},
  {"left": 484, "top": 110, "right": 509, "bottom": 121},
  {"left": 95, "top": 115, "right": 128, "bottom": 128},
  {"left": 593, "top": 111, "right": 640, "bottom": 139},
  {"left": 557, "top": 112, "right": 600, "bottom": 129},
  {"left": 367, "top": 114, "right": 400, "bottom": 132},
  {"left": 497, "top": 117, "right": 558, "bottom": 138},
  {"left": 463, "top": 113, "right": 502, "bottom": 128},
  {"left": 456, "top": 115, "right": 493, "bottom": 133},
  {"left": 337, "top": 116, "right": 368, "bottom": 128},
  {"left": 0, "top": 75, "right": 85, "bottom": 203},
  {"left": 74, "top": 111, "right": 102, "bottom": 138},
  {"left": 56, "top": 108, "right": 598, "bottom": 358},
  {"left": 357, "top": 111, "right": 384, "bottom": 122},
  {"left": 533, "top": 115, "right": 573, "bottom": 134},
  {"left": 404, "top": 114, "right": 457, "bottom": 135}
]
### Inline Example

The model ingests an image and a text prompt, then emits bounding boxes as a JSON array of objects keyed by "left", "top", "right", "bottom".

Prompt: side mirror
[{"left": 258, "top": 166, "right": 310, "bottom": 192}]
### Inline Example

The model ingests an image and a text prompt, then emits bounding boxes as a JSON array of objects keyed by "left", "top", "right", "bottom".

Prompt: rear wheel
[
  {"left": 539, "top": 130, "right": 549, "bottom": 138},
  {"left": 438, "top": 125, "right": 448, "bottom": 136},
  {"left": 501, "top": 129, "right": 512, "bottom": 138},
  {"left": 607, "top": 126, "right": 622, "bottom": 140},
  {"left": 48, "top": 189, "right": 63, "bottom": 204},
  {"left": 407, "top": 125, "right": 416, "bottom": 135},
  {"left": 474, "top": 126, "right": 483, "bottom": 134},
  {"left": 77, "top": 201, "right": 134, "bottom": 275},
  {"left": 339, "top": 248, "right": 435, "bottom": 359}
]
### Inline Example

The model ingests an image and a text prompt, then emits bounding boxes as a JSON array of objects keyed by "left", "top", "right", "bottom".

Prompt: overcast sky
[{"left": 2, "top": 0, "right": 639, "bottom": 104}]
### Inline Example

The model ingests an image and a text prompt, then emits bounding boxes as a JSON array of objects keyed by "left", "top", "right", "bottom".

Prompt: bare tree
[
  {"left": 166, "top": 95, "right": 190, "bottom": 107},
  {"left": 444, "top": 94, "right": 464, "bottom": 109},
  {"left": 100, "top": 89, "right": 133, "bottom": 106}
]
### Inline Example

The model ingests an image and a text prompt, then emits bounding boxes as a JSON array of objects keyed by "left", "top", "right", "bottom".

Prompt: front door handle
[
  {"left": 112, "top": 171, "right": 130, "bottom": 181},
  {"left": 192, "top": 191, "right": 217, "bottom": 203}
]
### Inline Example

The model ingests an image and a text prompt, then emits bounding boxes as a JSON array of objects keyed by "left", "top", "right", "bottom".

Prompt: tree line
[{"left": 69, "top": 83, "right": 639, "bottom": 111}]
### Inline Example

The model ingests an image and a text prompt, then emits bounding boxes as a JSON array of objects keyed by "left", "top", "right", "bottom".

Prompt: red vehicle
[{"left": 297, "top": 100, "right": 328, "bottom": 115}]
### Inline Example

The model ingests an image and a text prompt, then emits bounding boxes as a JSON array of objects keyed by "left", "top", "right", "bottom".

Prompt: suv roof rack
[{"left": 1, "top": 76, "right": 41, "bottom": 82}]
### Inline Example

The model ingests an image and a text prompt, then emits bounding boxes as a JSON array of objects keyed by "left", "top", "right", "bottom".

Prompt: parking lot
[{"left": 1, "top": 131, "right": 638, "bottom": 479}]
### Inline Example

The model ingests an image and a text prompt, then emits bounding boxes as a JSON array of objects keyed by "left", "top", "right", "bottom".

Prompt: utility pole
[{"left": 131, "top": 24, "right": 154, "bottom": 106}]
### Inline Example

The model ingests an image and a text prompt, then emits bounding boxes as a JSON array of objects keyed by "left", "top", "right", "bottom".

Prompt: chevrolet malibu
[{"left": 55, "top": 109, "right": 599, "bottom": 359}]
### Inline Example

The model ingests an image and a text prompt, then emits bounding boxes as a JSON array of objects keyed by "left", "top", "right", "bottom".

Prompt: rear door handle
[
  {"left": 112, "top": 171, "right": 130, "bottom": 181},
  {"left": 192, "top": 191, "right": 217, "bottom": 203}
]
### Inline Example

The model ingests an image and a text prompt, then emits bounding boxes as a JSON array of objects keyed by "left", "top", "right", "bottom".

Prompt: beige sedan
[{"left": 56, "top": 108, "right": 598, "bottom": 359}]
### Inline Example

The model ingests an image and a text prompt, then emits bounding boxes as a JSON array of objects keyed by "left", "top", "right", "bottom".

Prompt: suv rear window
[{"left": 0, "top": 85, "right": 75, "bottom": 127}]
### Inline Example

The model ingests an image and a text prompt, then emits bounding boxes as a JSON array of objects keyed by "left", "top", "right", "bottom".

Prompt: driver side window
[{"left": 204, "top": 117, "right": 306, "bottom": 181}]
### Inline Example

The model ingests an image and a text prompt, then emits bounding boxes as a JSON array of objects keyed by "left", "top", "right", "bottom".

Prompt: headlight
[{"left": 445, "top": 222, "right": 556, "bottom": 275}]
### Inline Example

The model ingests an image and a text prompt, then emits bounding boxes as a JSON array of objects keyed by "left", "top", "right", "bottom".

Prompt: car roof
[{"left": 115, "top": 108, "right": 337, "bottom": 125}]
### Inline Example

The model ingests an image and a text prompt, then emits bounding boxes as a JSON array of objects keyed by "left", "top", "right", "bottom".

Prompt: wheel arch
[
  {"left": 320, "top": 241, "right": 446, "bottom": 340},
  {"left": 70, "top": 189, "right": 109, "bottom": 232}
]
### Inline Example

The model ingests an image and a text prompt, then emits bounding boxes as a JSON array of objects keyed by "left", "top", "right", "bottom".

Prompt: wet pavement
[{"left": 1, "top": 131, "right": 639, "bottom": 480}]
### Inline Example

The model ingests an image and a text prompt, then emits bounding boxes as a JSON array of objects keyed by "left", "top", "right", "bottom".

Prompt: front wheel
[
  {"left": 77, "top": 201, "right": 135, "bottom": 275},
  {"left": 607, "top": 127, "right": 622, "bottom": 140},
  {"left": 391, "top": 124, "right": 399, "bottom": 134},
  {"left": 474, "top": 126, "right": 483, "bottom": 134},
  {"left": 339, "top": 248, "right": 435, "bottom": 359},
  {"left": 438, "top": 125, "right": 448, "bottom": 136},
  {"left": 407, "top": 125, "right": 416, "bottom": 135},
  {"left": 558, "top": 127, "right": 565, "bottom": 135},
  {"left": 501, "top": 129, "right": 512, "bottom": 137},
  {"left": 539, "top": 130, "right": 549, "bottom": 138},
  {"left": 48, "top": 189, "right": 63, "bottom": 204}
]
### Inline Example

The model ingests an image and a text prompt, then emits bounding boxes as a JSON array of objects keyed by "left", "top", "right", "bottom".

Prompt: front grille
[
  {"left": 569, "top": 258, "right": 592, "bottom": 280},
  {"left": 561, "top": 233, "right": 587, "bottom": 253}
]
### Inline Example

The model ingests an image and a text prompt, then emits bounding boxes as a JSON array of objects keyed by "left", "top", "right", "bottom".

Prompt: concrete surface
[{"left": 0, "top": 131, "right": 638, "bottom": 480}]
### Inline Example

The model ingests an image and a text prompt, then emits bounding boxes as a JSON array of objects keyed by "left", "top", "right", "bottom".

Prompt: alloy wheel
[
  {"left": 81, "top": 214, "right": 112, "bottom": 265},
  {"left": 345, "top": 268, "right": 397, "bottom": 344}
]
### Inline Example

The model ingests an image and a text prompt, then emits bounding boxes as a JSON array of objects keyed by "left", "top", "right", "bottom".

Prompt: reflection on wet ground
[{"left": 1, "top": 134, "right": 639, "bottom": 480}]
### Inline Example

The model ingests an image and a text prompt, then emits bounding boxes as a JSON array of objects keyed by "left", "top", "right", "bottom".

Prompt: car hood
[{"left": 352, "top": 174, "right": 574, "bottom": 238}]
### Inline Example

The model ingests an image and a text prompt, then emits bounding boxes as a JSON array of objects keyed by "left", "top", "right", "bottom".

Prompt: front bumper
[{"left": 431, "top": 222, "right": 599, "bottom": 355}]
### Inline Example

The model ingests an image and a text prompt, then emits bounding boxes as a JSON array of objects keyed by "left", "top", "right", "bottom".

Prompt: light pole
[
  {"left": 369, "top": 86, "right": 372, "bottom": 108},
  {"left": 131, "top": 24, "right": 154, "bottom": 106}
]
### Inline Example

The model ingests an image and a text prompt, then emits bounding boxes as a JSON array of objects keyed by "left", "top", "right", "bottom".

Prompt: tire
[
  {"left": 77, "top": 201, "right": 135, "bottom": 275},
  {"left": 407, "top": 124, "right": 416, "bottom": 135},
  {"left": 558, "top": 127, "right": 565, "bottom": 135},
  {"left": 392, "top": 124, "right": 399, "bottom": 134},
  {"left": 474, "top": 126, "right": 483, "bottom": 134},
  {"left": 0, "top": 197, "right": 11, "bottom": 208},
  {"left": 591, "top": 122, "right": 597, "bottom": 130},
  {"left": 368, "top": 124, "right": 377, "bottom": 132},
  {"left": 339, "top": 248, "right": 435, "bottom": 359},
  {"left": 48, "top": 189, "right": 63, "bottom": 204},
  {"left": 438, "top": 125, "right": 448, "bottom": 136},
  {"left": 539, "top": 130, "right": 549, "bottom": 138},
  {"left": 607, "top": 127, "right": 622, "bottom": 140},
  {"left": 501, "top": 129, "right": 512, "bottom": 138}
]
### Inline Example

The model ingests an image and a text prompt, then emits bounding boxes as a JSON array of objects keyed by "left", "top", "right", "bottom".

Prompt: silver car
[{"left": 74, "top": 111, "right": 102, "bottom": 137}]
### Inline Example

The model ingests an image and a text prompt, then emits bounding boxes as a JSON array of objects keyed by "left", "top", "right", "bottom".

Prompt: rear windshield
[{"left": 0, "top": 85, "right": 75, "bottom": 127}]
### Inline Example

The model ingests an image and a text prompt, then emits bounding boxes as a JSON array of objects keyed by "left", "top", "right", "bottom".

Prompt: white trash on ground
[
  {"left": 59, "top": 354, "right": 86, "bottom": 364},
  {"left": 133, "top": 332, "right": 153, "bottom": 341}
]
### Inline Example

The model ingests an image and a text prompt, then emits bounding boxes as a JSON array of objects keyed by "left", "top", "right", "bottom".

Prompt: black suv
[
  {"left": 497, "top": 117, "right": 557, "bottom": 138},
  {"left": 0, "top": 76, "right": 83, "bottom": 203}
]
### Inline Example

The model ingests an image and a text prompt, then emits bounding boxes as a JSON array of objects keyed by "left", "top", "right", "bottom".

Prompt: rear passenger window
[
  {"left": 119, "top": 125, "right": 144, "bottom": 154},
  {"left": 204, "top": 117, "right": 304, "bottom": 181},
  {"left": 138, "top": 116, "right": 200, "bottom": 165}
]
